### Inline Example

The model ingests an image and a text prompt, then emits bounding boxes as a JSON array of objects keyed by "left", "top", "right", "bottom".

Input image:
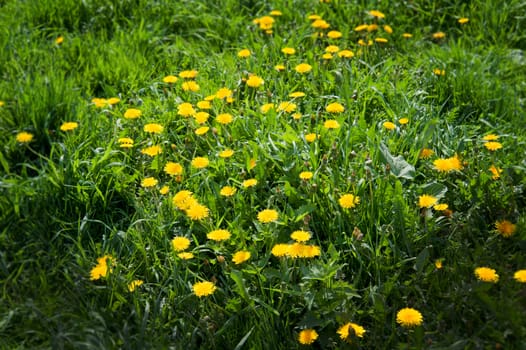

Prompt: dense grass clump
[{"left": 1, "top": 0, "right": 525, "bottom": 349}]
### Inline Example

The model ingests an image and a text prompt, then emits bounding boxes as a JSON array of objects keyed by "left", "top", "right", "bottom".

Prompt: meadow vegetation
[{"left": 1, "top": 0, "right": 525, "bottom": 348}]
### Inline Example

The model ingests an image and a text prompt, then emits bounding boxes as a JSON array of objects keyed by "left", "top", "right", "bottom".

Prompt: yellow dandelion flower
[
  {"left": 298, "top": 329, "right": 318, "bottom": 345},
  {"left": 368, "top": 10, "right": 385, "bottom": 18},
  {"left": 177, "top": 102, "right": 196, "bottom": 117},
  {"left": 367, "top": 24, "right": 379, "bottom": 32},
  {"left": 220, "top": 186, "right": 237, "bottom": 197},
  {"left": 207, "top": 229, "right": 231, "bottom": 242},
  {"left": 311, "top": 19, "right": 330, "bottom": 29},
  {"left": 289, "top": 91, "right": 306, "bottom": 98},
  {"left": 216, "top": 113, "right": 233, "bottom": 125},
  {"left": 242, "top": 179, "right": 258, "bottom": 188},
  {"left": 143, "top": 123, "right": 163, "bottom": 134},
  {"left": 191, "top": 157, "right": 209, "bottom": 169},
  {"left": 196, "top": 101, "right": 211, "bottom": 110},
  {"left": 124, "top": 108, "right": 141, "bottom": 119},
  {"left": 322, "top": 53, "right": 333, "bottom": 60},
  {"left": 513, "top": 270, "right": 526, "bottom": 283},
  {"left": 287, "top": 243, "right": 305, "bottom": 258},
  {"left": 179, "top": 70, "right": 198, "bottom": 79},
  {"left": 274, "top": 64, "right": 286, "bottom": 71},
  {"left": 246, "top": 75, "right": 264, "bottom": 88},
  {"left": 338, "top": 50, "right": 354, "bottom": 58},
  {"left": 238, "top": 49, "right": 251, "bottom": 58},
  {"left": 141, "top": 177, "right": 158, "bottom": 188},
  {"left": 383, "top": 121, "right": 396, "bottom": 130},
  {"left": 396, "top": 308, "right": 423, "bottom": 327},
  {"left": 339, "top": 194, "right": 360, "bottom": 209},
  {"left": 299, "top": 171, "right": 313, "bottom": 180},
  {"left": 433, "top": 31, "right": 446, "bottom": 39},
  {"left": 433, "top": 203, "right": 448, "bottom": 211},
  {"left": 291, "top": 230, "right": 311, "bottom": 242},
  {"left": 192, "top": 281, "right": 216, "bottom": 297},
  {"left": 299, "top": 244, "right": 321, "bottom": 258},
  {"left": 384, "top": 25, "right": 393, "bottom": 34},
  {"left": 172, "top": 190, "right": 194, "bottom": 209},
  {"left": 182, "top": 81, "right": 200, "bottom": 92},
  {"left": 277, "top": 101, "right": 297, "bottom": 113},
  {"left": 163, "top": 75, "right": 178, "bottom": 83},
  {"left": 375, "top": 37, "right": 388, "bottom": 43},
  {"left": 185, "top": 203, "right": 209, "bottom": 220},
  {"left": 281, "top": 47, "right": 296, "bottom": 55},
  {"left": 195, "top": 126, "right": 210, "bottom": 135},
  {"left": 398, "top": 118, "right": 409, "bottom": 125},
  {"left": 16, "top": 131, "right": 34, "bottom": 143},
  {"left": 107, "top": 97, "right": 120, "bottom": 105},
  {"left": 434, "top": 259, "right": 443, "bottom": 269},
  {"left": 232, "top": 250, "right": 251, "bottom": 265},
  {"left": 458, "top": 18, "right": 469, "bottom": 24},
  {"left": 60, "top": 122, "right": 79, "bottom": 131},
  {"left": 92, "top": 98, "right": 107, "bottom": 107},
  {"left": 327, "top": 30, "right": 342, "bottom": 39},
  {"left": 216, "top": 87, "right": 233, "bottom": 99},
  {"left": 171, "top": 237, "right": 191, "bottom": 251},
  {"left": 433, "top": 155, "right": 462, "bottom": 172},
  {"left": 418, "top": 194, "right": 437, "bottom": 208},
  {"left": 326, "top": 102, "right": 345, "bottom": 113},
  {"left": 118, "top": 138, "right": 134, "bottom": 148},
  {"left": 271, "top": 244, "right": 290, "bottom": 257},
  {"left": 164, "top": 162, "right": 183, "bottom": 176},
  {"left": 305, "top": 133, "right": 318, "bottom": 142},
  {"left": 194, "top": 112, "right": 210, "bottom": 124},
  {"left": 89, "top": 255, "right": 114, "bottom": 281},
  {"left": 178, "top": 252, "right": 194, "bottom": 260},
  {"left": 159, "top": 185, "right": 170, "bottom": 195},
  {"left": 484, "top": 141, "right": 502, "bottom": 151},
  {"left": 324, "top": 119, "right": 340, "bottom": 129},
  {"left": 257, "top": 209, "right": 279, "bottom": 223},
  {"left": 355, "top": 24, "right": 368, "bottom": 31},
  {"left": 403, "top": 33, "right": 413, "bottom": 38},
  {"left": 260, "top": 103, "right": 275, "bottom": 113},
  {"left": 219, "top": 149, "right": 234, "bottom": 158},
  {"left": 256, "top": 16, "right": 274, "bottom": 30},
  {"left": 495, "top": 220, "right": 516, "bottom": 238},
  {"left": 292, "top": 112, "right": 302, "bottom": 120},
  {"left": 128, "top": 279, "right": 144, "bottom": 292},
  {"left": 474, "top": 267, "right": 499, "bottom": 283},
  {"left": 55, "top": 36, "right": 64, "bottom": 45},
  {"left": 295, "top": 63, "right": 312, "bottom": 73},
  {"left": 325, "top": 45, "right": 340, "bottom": 53},
  {"left": 141, "top": 145, "right": 162, "bottom": 157},
  {"left": 482, "top": 134, "right": 499, "bottom": 141},
  {"left": 337, "top": 322, "right": 366, "bottom": 341},
  {"left": 308, "top": 14, "right": 321, "bottom": 20},
  {"left": 419, "top": 148, "right": 434, "bottom": 159},
  {"left": 270, "top": 10, "right": 282, "bottom": 16},
  {"left": 489, "top": 165, "right": 503, "bottom": 180},
  {"left": 433, "top": 68, "right": 445, "bottom": 76}
]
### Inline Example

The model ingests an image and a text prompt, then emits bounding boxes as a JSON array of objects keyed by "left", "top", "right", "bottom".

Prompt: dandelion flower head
[
  {"left": 474, "top": 267, "right": 499, "bottom": 283},
  {"left": 396, "top": 308, "right": 423, "bottom": 327},
  {"left": 257, "top": 209, "right": 279, "bottom": 223},
  {"left": 193, "top": 281, "right": 216, "bottom": 297},
  {"left": 298, "top": 329, "right": 319, "bottom": 345}
]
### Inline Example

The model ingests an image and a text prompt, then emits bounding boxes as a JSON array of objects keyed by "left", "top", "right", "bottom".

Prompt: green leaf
[
  {"left": 379, "top": 143, "right": 415, "bottom": 180},
  {"left": 229, "top": 269, "right": 251, "bottom": 304},
  {"left": 421, "top": 182, "right": 448, "bottom": 199}
]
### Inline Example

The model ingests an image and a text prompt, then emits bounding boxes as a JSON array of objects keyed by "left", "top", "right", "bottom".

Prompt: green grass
[{"left": 1, "top": 0, "right": 525, "bottom": 349}]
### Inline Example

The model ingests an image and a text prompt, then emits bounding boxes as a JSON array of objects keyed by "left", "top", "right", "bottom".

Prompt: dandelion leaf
[{"left": 379, "top": 142, "right": 415, "bottom": 180}]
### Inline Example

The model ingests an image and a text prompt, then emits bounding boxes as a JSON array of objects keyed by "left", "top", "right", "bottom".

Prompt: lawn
[{"left": 1, "top": 0, "right": 525, "bottom": 349}]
